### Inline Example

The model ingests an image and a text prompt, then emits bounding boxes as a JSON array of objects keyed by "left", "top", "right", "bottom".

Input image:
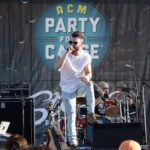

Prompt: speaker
[
  {"left": 0, "top": 98, "right": 35, "bottom": 144},
  {"left": 86, "top": 122, "right": 143, "bottom": 148}
]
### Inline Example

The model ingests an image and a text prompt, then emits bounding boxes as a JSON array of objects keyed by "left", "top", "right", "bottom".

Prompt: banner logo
[{"left": 33, "top": 0, "right": 110, "bottom": 71}]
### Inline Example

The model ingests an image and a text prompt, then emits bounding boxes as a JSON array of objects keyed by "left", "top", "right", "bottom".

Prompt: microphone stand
[
  {"left": 132, "top": 60, "right": 139, "bottom": 122},
  {"left": 125, "top": 52, "right": 150, "bottom": 144},
  {"left": 141, "top": 81, "right": 147, "bottom": 144},
  {"left": 139, "top": 51, "right": 150, "bottom": 144}
]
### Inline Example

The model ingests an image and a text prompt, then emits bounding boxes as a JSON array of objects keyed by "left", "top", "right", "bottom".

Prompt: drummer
[
  {"left": 116, "top": 86, "right": 140, "bottom": 111},
  {"left": 94, "top": 81, "right": 110, "bottom": 115},
  {"left": 115, "top": 86, "right": 141, "bottom": 123}
]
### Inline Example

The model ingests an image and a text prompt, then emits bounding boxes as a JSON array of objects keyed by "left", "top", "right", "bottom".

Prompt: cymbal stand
[
  {"left": 21, "top": 98, "right": 25, "bottom": 137},
  {"left": 122, "top": 91, "right": 131, "bottom": 123},
  {"left": 118, "top": 99, "right": 125, "bottom": 123},
  {"left": 126, "top": 97, "right": 131, "bottom": 123},
  {"left": 141, "top": 83, "right": 147, "bottom": 144},
  {"left": 123, "top": 94, "right": 127, "bottom": 123},
  {"left": 139, "top": 51, "right": 150, "bottom": 144}
]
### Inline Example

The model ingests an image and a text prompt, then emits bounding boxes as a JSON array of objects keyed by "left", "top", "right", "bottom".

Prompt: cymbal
[{"left": 116, "top": 87, "right": 134, "bottom": 92}]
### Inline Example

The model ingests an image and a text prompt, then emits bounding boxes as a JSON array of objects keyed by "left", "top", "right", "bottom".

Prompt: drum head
[{"left": 105, "top": 106, "right": 120, "bottom": 116}]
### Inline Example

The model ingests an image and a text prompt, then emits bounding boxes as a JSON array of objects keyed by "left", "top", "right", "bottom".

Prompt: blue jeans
[{"left": 62, "top": 82, "right": 95, "bottom": 145}]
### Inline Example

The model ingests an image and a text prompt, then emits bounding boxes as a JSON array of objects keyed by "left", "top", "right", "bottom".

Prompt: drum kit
[
  {"left": 96, "top": 86, "right": 137, "bottom": 123},
  {"left": 72, "top": 86, "right": 137, "bottom": 145},
  {"left": 48, "top": 86, "right": 138, "bottom": 146}
]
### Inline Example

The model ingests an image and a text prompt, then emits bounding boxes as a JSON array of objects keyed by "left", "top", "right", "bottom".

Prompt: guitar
[{"left": 47, "top": 104, "right": 68, "bottom": 150}]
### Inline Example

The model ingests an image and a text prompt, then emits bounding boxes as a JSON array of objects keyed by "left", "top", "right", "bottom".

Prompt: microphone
[
  {"left": 67, "top": 46, "right": 76, "bottom": 53},
  {"left": 67, "top": 47, "right": 71, "bottom": 51},
  {"left": 124, "top": 64, "right": 133, "bottom": 69}
]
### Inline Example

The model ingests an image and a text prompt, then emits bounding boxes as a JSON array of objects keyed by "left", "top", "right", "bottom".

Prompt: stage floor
[{"left": 75, "top": 145, "right": 148, "bottom": 150}]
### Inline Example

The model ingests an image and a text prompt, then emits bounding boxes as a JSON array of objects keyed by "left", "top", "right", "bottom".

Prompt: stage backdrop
[{"left": 0, "top": 0, "right": 150, "bottom": 145}]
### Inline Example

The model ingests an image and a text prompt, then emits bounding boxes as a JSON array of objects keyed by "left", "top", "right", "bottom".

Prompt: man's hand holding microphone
[{"left": 66, "top": 45, "right": 75, "bottom": 54}]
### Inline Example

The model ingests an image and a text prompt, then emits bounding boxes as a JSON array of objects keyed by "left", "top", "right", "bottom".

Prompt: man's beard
[{"left": 71, "top": 47, "right": 79, "bottom": 53}]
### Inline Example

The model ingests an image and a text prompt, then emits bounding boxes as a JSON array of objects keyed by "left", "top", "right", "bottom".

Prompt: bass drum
[
  {"left": 60, "top": 117, "right": 86, "bottom": 131},
  {"left": 104, "top": 100, "right": 120, "bottom": 116}
]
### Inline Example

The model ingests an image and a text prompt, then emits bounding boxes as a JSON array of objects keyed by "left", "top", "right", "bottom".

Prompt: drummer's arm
[{"left": 130, "top": 90, "right": 141, "bottom": 107}]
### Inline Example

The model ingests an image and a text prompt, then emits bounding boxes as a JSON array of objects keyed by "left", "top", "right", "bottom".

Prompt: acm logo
[{"left": 33, "top": 0, "right": 110, "bottom": 71}]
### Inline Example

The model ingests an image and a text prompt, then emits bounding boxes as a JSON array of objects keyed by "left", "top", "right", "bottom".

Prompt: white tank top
[{"left": 58, "top": 49, "right": 91, "bottom": 93}]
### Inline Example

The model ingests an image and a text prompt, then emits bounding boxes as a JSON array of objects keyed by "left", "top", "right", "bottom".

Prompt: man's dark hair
[{"left": 72, "top": 31, "right": 84, "bottom": 40}]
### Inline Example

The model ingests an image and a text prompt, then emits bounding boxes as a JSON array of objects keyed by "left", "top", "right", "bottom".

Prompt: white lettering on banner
[
  {"left": 68, "top": 18, "right": 77, "bottom": 32},
  {"left": 30, "top": 90, "right": 52, "bottom": 126},
  {"left": 60, "top": 36, "right": 64, "bottom": 42},
  {"left": 82, "top": 44, "right": 89, "bottom": 53},
  {"left": 58, "top": 44, "right": 65, "bottom": 53},
  {"left": 91, "top": 44, "right": 99, "bottom": 59},
  {"left": 45, "top": 44, "right": 100, "bottom": 59},
  {"left": 34, "top": 108, "right": 48, "bottom": 125},
  {"left": 45, "top": 17, "right": 100, "bottom": 33},
  {"left": 59, "top": 36, "right": 70, "bottom": 42},
  {"left": 45, "top": 45, "right": 55, "bottom": 59},
  {"left": 78, "top": 18, "right": 87, "bottom": 32},
  {"left": 82, "top": 44, "right": 99, "bottom": 59},
  {"left": 31, "top": 90, "right": 53, "bottom": 102},
  {"left": 55, "top": 18, "right": 66, "bottom": 32},
  {"left": 31, "top": 90, "right": 64, "bottom": 126},
  {"left": 31, "top": 89, "right": 116, "bottom": 126},
  {"left": 45, "top": 18, "right": 54, "bottom": 32},
  {"left": 66, "top": 36, "right": 70, "bottom": 42},
  {"left": 89, "top": 17, "right": 100, "bottom": 32}
]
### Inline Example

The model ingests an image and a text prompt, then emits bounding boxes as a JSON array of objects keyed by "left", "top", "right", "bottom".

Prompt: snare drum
[
  {"left": 104, "top": 100, "right": 120, "bottom": 116},
  {"left": 96, "top": 117, "right": 111, "bottom": 124}
]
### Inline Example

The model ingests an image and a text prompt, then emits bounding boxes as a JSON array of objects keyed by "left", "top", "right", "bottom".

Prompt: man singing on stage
[{"left": 55, "top": 31, "right": 98, "bottom": 149}]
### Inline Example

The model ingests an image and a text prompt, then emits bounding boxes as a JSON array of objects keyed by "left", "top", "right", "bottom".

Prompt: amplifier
[
  {"left": 86, "top": 122, "right": 144, "bottom": 149},
  {"left": 0, "top": 83, "right": 30, "bottom": 98},
  {"left": 0, "top": 98, "right": 35, "bottom": 145}
]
